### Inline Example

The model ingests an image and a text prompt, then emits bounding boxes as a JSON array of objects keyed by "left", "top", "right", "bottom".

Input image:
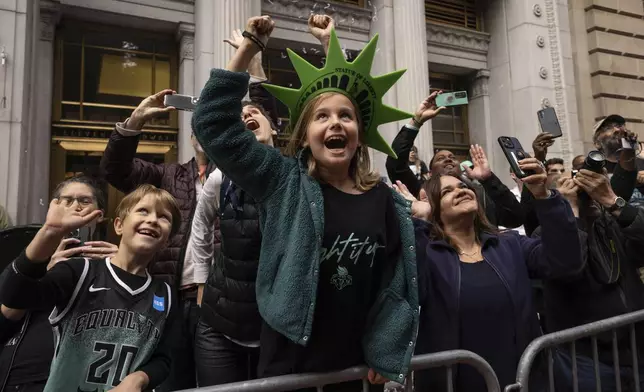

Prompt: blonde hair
[
  {"left": 115, "top": 184, "right": 181, "bottom": 237},
  {"left": 285, "top": 92, "right": 381, "bottom": 192}
]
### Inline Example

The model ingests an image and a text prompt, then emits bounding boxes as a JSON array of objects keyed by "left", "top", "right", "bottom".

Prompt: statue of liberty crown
[{"left": 262, "top": 28, "right": 413, "bottom": 158}]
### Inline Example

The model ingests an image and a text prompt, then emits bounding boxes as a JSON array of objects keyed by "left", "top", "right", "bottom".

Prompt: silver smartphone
[{"left": 164, "top": 94, "right": 199, "bottom": 111}]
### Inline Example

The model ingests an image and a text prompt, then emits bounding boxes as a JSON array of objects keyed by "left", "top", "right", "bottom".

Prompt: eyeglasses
[{"left": 58, "top": 196, "right": 95, "bottom": 207}]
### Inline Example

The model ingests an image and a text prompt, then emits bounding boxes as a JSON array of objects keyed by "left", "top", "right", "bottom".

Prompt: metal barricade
[
  {"left": 505, "top": 309, "right": 644, "bottom": 392},
  {"left": 179, "top": 350, "right": 500, "bottom": 392}
]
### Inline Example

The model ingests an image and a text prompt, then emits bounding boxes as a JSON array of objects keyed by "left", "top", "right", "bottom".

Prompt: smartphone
[
  {"left": 537, "top": 107, "right": 562, "bottom": 138},
  {"left": 572, "top": 169, "right": 578, "bottom": 178},
  {"left": 66, "top": 227, "right": 91, "bottom": 250},
  {"left": 164, "top": 94, "right": 199, "bottom": 111},
  {"left": 436, "top": 91, "right": 468, "bottom": 107},
  {"left": 497, "top": 136, "right": 535, "bottom": 178}
]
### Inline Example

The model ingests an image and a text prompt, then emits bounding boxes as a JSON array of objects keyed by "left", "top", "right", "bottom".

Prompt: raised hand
[
  {"left": 393, "top": 181, "right": 432, "bottom": 221},
  {"left": 464, "top": 144, "right": 492, "bottom": 181},
  {"left": 128, "top": 89, "right": 176, "bottom": 130},
  {"left": 573, "top": 169, "right": 617, "bottom": 208},
  {"left": 519, "top": 158, "right": 549, "bottom": 199},
  {"left": 43, "top": 199, "right": 103, "bottom": 238},
  {"left": 532, "top": 132, "right": 555, "bottom": 162},
  {"left": 308, "top": 14, "right": 334, "bottom": 47},
  {"left": 227, "top": 16, "right": 275, "bottom": 73},
  {"left": 413, "top": 91, "right": 446, "bottom": 127},
  {"left": 245, "top": 15, "right": 275, "bottom": 49},
  {"left": 223, "top": 28, "right": 244, "bottom": 49},
  {"left": 556, "top": 176, "right": 579, "bottom": 207}
]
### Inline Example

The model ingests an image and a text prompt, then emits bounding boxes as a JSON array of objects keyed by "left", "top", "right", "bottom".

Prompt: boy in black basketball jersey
[{"left": 0, "top": 184, "right": 180, "bottom": 392}]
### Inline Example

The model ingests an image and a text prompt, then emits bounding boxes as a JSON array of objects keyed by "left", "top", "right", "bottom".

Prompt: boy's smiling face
[{"left": 114, "top": 194, "right": 173, "bottom": 255}]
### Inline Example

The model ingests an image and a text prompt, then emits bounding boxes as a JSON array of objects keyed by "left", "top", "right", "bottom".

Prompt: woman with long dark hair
[{"left": 395, "top": 156, "right": 583, "bottom": 391}]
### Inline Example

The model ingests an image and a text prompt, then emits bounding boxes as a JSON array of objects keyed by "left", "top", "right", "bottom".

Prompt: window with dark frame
[
  {"left": 425, "top": 0, "right": 482, "bottom": 31},
  {"left": 53, "top": 22, "right": 178, "bottom": 131}
]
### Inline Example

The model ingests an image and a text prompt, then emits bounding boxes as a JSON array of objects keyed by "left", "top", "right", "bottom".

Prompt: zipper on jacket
[{"left": 482, "top": 256, "right": 521, "bottom": 356}]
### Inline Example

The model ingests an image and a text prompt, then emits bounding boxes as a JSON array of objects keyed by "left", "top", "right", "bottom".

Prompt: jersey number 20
[{"left": 87, "top": 342, "right": 140, "bottom": 387}]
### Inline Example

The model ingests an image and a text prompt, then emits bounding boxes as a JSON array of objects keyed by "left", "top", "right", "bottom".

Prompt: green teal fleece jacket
[{"left": 192, "top": 69, "right": 419, "bottom": 382}]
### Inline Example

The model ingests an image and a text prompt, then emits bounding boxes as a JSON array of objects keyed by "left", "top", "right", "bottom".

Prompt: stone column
[
  {"left": 0, "top": 0, "right": 36, "bottom": 224},
  {"left": 177, "top": 22, "right": 195, "bottom": 163},
  {"left": 468, "top": 70, "right": 493, "bottom": 151},
  {"left": 194, "top": 0, "right": 214, "bottom": 94},
  {"left": 369, "top": 0, "right": 430, "bottom": 176},
  {"left": 392, "top": 0, "right": 431, "bottom": 163},
  {"left": 24, "top": 2, "right": 59, "bottom": 223},
  {"left": 369, "top": 0, "right": 397, "bottom": 176},
  {"left": 485, "top": 0, "right": 579, "bottom": 171},
  {"left": 212, "top": 0, "right": 261, "bottom": 70},
  {"left": 194, "top": 0, "right": 260, "bottom": 95}
]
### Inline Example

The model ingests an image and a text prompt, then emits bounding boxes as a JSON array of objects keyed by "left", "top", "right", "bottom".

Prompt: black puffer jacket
[{"left": 201, "top": 180, "right": 262, "bottom": 342}]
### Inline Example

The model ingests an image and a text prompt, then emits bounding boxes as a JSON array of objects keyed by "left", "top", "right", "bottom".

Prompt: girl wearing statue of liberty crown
[{"left": 192, "top": 15, "right": 429, "bottom": 391}]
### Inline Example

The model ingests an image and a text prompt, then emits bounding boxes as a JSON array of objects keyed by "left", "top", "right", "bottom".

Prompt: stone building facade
[{"left": 0, "top": 0, "right": 642, "bottom": 226}]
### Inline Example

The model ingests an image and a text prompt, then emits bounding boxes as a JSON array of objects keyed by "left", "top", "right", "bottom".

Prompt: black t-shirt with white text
[
  {"left": 258, "top": 182, "right": 401, "bottom": 389},
  {"left": 259, "top": 183, "right": 401, "bottom": 391},
  {"left": 305, "top": 182, "right": 401, "bottom": 371}
]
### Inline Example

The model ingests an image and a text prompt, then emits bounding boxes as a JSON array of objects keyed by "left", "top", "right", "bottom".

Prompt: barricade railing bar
[
  {"left": 504, "top": 309, "right": 644, "bottom": 392},
  {"left": 179, "top": 350, "right": 500, "bottom": 392}
]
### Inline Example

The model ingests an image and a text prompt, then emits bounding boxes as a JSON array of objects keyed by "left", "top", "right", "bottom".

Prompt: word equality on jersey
[{"left": 45, "top": 258, "right": 172, "bottom": 392}]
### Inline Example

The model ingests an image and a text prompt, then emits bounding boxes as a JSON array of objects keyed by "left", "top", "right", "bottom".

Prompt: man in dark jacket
[
  {"left": 386, "top": 122, "right": 524, "bottom": 228},
  {"left": 100, "top": 90, "right": 214, "bottom": 390},
  {"left": 536, "top": 171, "right": 644, "bottom": 392},
  {"left": 523, "top": 124, "right": 637, "bottom": 236}
]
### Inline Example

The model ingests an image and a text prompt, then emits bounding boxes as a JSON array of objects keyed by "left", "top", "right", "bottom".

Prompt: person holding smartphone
[
  {"left": 386, "top": 100, "right": 525, "bottom": 229},
  {"left": 0, "top": 175, "right": 115, "bottom": 392},
  {"left": 98, "top": 28, "right": 278, "bottom": 389}
]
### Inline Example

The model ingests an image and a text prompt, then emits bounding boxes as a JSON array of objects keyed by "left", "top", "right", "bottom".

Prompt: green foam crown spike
[{"left": 262, "top": 28, "right": 413, "bottom": 158}]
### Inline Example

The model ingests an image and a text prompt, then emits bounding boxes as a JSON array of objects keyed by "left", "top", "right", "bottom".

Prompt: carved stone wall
[
  {"left": 178, "top": 22, "right": 194, "bottom": 61},
  {"left": 426, "top": 21, "right": 490, "bottom": 70},
  {"left": 263, "top": 0, "right": 373, "bottom": 50},
  {"left": 470, "top": 69, "right": 490, "bottom": 99},
  {"left": 544, "top": 0, "right": 574, "bottom": 165},
  {"left": 426, "top": 22, "right": 490, "bottom": 54}
]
